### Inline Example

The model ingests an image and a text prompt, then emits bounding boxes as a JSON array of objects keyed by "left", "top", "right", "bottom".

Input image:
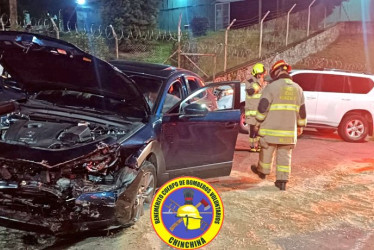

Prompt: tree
[
  {"left": 99, "top": 0, "right": 162, "bottom": 34},
  {"left": 8, "top": 0, "right": 17, "bottom": 27}
]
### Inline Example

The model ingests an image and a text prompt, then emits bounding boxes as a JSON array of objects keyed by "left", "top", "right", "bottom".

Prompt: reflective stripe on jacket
[
  {"left": 256, "top": 77, "right": 306, "bottom": 144},
  {"left": 245, "top": 76, "right": 265, "bottom": 120}
]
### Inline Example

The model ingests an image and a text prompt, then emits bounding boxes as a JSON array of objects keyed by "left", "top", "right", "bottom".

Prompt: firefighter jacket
[
  {"left": 255, "top": 74, "right": 307, "bottom": 145},
  {"left": 245, "top": 76, "right": 265, "bottom": 125}
]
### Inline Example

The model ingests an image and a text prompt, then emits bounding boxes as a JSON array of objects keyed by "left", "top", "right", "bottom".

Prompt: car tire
[
  {"left": 134, "top": 161, "right": 156, "bottom": 220},
  {"left": 316, "top": 128, "right": 336, "bottom": 134},
  {"left": 338, "top": 114, "right": 368, "bottom": 142},
  {"left": 239, "top": 104, "right": 249, "bottom": 134}
]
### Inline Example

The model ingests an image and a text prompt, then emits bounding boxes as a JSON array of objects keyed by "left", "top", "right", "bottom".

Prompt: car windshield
[
  {"left": 129, "top": 75, "right": 163, "bottom": 110},
  {"left": 33, "top": 90, "right": 146, "bottom": 119},
  {"left": 130, "top": 75, "right": 163, "bottom": 95}
]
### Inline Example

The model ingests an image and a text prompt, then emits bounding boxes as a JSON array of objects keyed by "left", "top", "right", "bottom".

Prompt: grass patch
[{"left": 118, "top": 41, "right": 174, "bottom": 65}]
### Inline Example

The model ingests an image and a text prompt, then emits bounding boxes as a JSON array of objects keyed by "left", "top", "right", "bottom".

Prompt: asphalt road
[{"left": 1, "top": 129, "right": 373, "bottom": 249}]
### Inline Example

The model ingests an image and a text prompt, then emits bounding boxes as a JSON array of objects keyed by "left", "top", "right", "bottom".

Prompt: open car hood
[{"left": 0, "top": 31, "right": 147, "bottom": 110}]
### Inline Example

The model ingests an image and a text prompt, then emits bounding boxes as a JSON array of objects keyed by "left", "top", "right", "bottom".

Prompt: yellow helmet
[
  {"left": 176, "top": 205, "right": 202, "bottom": 230},
  {"left": 251, "top": 63, "right": 266, "bottom": 76}
]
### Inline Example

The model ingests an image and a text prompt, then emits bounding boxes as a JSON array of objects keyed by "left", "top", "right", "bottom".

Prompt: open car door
[{"left": 160, "top": 81, "right": 241, "bottom": 179}]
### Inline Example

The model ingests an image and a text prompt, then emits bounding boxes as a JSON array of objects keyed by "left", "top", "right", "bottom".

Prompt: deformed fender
[{"left": 114, "top": 168, "right": 144, "bottom": 225}]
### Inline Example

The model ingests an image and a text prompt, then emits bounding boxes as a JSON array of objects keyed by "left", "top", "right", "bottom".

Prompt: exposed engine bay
[
  {"left": 0, "top": 31, "right": 155, "bottom": 235},
  {"left": 0, "top": 112, "right": 128, "bottom": 149},
  {"left": 0, "top": 111, "right": 145, "bottom": 234}
]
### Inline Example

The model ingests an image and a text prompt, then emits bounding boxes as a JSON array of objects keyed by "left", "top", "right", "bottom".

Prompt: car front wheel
[
  {"left": 240, "top": 105, "right": 249, "bottom": 134},
  {"left": 338, "top": 114, "right": 368, "bottom": 142},
  {"left": 134, "top": 161, "right": 156, "bottom": 220}
]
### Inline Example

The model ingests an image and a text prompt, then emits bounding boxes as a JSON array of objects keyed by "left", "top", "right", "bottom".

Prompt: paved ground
[{"left": 1, "top": 129, "right": 373, "bottom": 250}]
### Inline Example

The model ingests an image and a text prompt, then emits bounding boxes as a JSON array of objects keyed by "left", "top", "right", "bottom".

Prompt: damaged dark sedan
[{"left": 0, "top": 31, "right": 241, "bottom": 236}]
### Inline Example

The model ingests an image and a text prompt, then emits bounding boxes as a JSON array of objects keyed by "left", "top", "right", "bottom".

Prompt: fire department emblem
[{"left": 151, "top": 176, "right": 224, "bottom": 249}]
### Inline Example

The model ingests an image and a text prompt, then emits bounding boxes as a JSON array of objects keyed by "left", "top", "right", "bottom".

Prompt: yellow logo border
[{"left": 151, "top": 176, "right": 224, "bottom": 249}]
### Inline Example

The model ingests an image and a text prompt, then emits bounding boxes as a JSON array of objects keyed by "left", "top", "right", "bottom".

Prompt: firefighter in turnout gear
[
  {"left": 244, "top": 63, "right": 268, "bottom": 152},
  {"left": 251, "top": 60, "right": 307, "bottom": 191}
]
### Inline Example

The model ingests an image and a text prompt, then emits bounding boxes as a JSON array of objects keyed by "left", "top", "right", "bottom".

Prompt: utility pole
[{"left": 9, "top": 0, "right": 18, "bottom": 28}]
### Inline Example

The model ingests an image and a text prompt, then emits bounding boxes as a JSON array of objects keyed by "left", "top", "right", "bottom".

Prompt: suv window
[
  {"left": 346, "top": 76, "right": 374, "bottom": 94},
  {"left": 292, "top": 73, "right": 318, "bottom": 91},
  {"left": 319, "top": 74, "right": 348, "bottom": 93}
]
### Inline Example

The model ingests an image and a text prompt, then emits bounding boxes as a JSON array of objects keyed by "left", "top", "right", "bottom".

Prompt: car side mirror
[{"left": 183, "top": 103, "right": 209, "bottom": 116}]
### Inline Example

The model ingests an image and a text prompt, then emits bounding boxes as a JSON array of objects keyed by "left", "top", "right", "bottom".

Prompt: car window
[
  {"left": 186, "top": 76, "right": 207, "bottom": 100},
  {"left": 180, "top": 84, "right": 238, "bottom": 112},
  {"left": 168, "top": 81, "right": 183, "bottom": 99},
  {"left": 319, "top": 74, "right": 348, "bottom": 93},
  {"left": 346, "top": 76, "right": 374, "bottom": 94},
  {"left": 186, "top": 77, "right": 200, "bottom": 92},
  {"left": 163, "top": 81, "right": 183, "bottom": 113},
  {"left": 292, "top": 73, "right": 319, "bottom": 91}
]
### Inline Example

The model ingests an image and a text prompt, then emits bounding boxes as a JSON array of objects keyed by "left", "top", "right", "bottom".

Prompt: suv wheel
[
  {"left": 338, "top": 114, "right": 368, "bottom": 142},
  {"left": 240, "top": 105, "right": 248, "bottom": 134}
]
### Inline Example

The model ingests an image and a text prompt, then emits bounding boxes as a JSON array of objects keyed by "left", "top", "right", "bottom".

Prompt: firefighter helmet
[
  {"left": 270, "top": 60, "right": 292, "bottom": 79},
  {"left": 176, "top": 204, "right": 202, "bottom": 230},
  {"left": 251, "top": 63, "right": 267, "bottom": 76}
]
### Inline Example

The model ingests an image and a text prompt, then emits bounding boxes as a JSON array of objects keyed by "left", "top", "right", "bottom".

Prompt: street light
[{"left": 77, "top": 0, "right": 86, "bottom": 5}]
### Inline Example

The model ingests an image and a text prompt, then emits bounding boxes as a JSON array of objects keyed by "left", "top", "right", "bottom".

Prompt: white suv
[{"left": 290, "top": 69, "right": 374, "bottom": 142}]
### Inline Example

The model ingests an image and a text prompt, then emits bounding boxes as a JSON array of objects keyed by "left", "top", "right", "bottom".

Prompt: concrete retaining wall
[{"left": 214, "top": 24, "right": 341, "bottom": 82}]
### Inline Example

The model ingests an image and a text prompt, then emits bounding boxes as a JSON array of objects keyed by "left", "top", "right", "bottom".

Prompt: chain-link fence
[
  {"left": 0, "top": 2, "right": 340, "bottom": 79},
  {"left": 174, "top": 3, "right": 335, "bottom": 78}
]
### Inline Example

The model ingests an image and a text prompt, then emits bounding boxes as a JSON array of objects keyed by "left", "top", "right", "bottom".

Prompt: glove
[{"left": 297, "top": 127, "right": 303, "bottom": 136}]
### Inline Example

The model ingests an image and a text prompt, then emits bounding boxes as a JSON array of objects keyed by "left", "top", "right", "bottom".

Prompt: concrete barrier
[{"left": 213, "top": 21, "right": 373, "bottom": 82}]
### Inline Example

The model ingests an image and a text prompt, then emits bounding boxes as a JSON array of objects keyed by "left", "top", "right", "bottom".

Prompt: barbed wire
[{"left": 0, "top": 3, "right": 345, "bottom": 78}]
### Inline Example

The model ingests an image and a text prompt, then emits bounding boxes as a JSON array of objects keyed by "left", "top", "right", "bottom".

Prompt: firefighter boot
[
  {"left": 275, "top": 180, "right": 288, "bottom": 191},
  {"left": 249, "top": 142, "right": 257, "bottom": 152},
  {"left": 251, "top": 165, "right": 266, "bottom": 179}
]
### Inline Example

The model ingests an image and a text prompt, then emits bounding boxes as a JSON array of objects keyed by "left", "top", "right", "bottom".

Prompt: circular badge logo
[{"left": 151, "top": 176, "right": 224, "bottom": 249}]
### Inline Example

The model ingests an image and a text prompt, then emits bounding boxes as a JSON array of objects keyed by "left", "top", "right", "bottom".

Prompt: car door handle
[
  {"left": 306, "top": 97, "right": 316, "bottom": 100},
  {"left": 225, "top": 122, "right": 236, "bottom": 129}
]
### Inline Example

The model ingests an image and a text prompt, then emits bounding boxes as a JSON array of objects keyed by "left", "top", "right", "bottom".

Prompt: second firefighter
[{"left": 244, "top": 63, "right": 268, "bottom": 152}]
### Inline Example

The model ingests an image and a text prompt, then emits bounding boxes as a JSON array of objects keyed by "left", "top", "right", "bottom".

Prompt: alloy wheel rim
[
  {"left": 134, "top": 172, "right": 155, "bottom": 220},
  {"left": 346, "top": 119, "right": 365, "bottom": 138}
]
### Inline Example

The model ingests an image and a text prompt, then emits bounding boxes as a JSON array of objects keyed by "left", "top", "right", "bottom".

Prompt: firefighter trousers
[
  {"left": 257, "top": 141, "right": 294, "bottom": 181},
  {"left": 248, "top": 125, "right": 259, "bottom": 144}
]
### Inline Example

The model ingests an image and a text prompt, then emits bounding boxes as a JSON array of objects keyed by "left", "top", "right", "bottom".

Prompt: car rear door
[
  {"left": 292, "top": 72, "right": 319, "bottom": 122},
  {"left": 160, "top": 81, "right": 241, "bottom": 180},
  {"left": 314, "top": 73, "right": 349, "bottom": 125}
]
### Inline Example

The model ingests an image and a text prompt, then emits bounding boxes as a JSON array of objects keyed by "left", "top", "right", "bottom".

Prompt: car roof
[
  {"left": 291, "top": 69, "right": 374, "bottom": 79},
  {"left": 109, "top": 60, "right": 180, "bottom": 79}
]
